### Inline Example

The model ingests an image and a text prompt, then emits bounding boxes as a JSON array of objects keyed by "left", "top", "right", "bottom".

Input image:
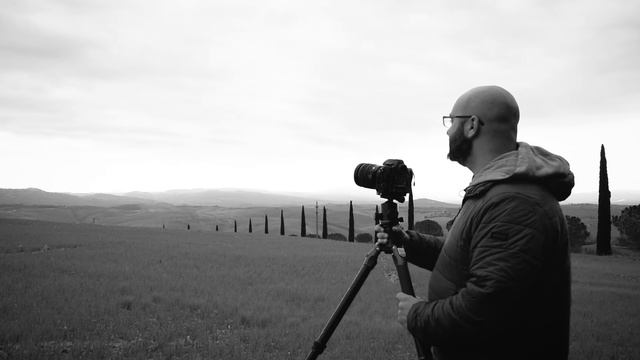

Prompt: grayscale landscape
[
  {"left": 1, "top": 188, "right": 639, "bottom": 359},
  {"left": 2, "top": 1, "right": 640, "bottom": 359}
]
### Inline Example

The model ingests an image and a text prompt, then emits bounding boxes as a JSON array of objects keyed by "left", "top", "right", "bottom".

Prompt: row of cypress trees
[
  {"left": 212, "top": 195, "right": 420, "bottom": 243},
  {"left": 215, "top": 204, "right": 337, "bottom": 239},
  {"left": 212, "top": 200, "right": 396, "bottom": 243}
]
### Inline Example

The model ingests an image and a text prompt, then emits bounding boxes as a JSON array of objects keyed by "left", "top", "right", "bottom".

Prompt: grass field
[{"left": 1, "top": 218, "right": 639, "bottom": 359}]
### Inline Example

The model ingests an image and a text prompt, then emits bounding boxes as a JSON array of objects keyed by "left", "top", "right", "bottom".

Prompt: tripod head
[{"left": 375, "top": 199, "right": 404, "bottom": 254}]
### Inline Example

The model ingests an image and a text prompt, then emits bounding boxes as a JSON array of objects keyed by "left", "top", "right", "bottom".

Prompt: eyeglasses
[{"left": 442, "top": 115, "right": 484, "bottom": 129}]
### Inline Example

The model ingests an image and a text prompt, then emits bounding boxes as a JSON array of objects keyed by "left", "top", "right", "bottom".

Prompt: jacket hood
[{"left": 466, "top": 142, "right": 575, "bottom": 201}]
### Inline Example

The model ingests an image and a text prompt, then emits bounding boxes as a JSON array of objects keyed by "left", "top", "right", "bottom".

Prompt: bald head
[{"left": 451, "top": 85, "right": 519, "bottom": 142}]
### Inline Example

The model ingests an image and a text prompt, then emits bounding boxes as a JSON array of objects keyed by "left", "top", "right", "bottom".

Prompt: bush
[
  {"left": 415, "top": 219, "right": 443, "bottom": 236},
  {"left": 566, "top": 215, "right": 590, "bottom": 252},
  {"left": 612, "top": 205, "right": 640, "bottom": 249},
  {"left": 355, "top": 233, "right": 373, "bottom": 243},
  {"left": 328, "top": 233, "right": 347, "bottom": 241}
]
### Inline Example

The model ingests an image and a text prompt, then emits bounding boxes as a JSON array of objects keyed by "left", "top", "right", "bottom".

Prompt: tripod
[{"left": 304, "top": 199, "right": 432, "bottom": 360}]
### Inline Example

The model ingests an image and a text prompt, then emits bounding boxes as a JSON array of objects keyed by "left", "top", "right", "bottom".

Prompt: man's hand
[
  {"left": 375, "top": 225, "right": 409, "bottom": 248},
  {"left": 396, "top": 292, "right": 423, "bottom": 328}
]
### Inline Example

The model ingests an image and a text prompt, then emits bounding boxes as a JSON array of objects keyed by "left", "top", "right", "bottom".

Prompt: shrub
[
  {"left": 414, "top": 219, "right": 443, "bottom": 236},
  {"left": 355, "top": 233, "right": 373, "bottom": 243},
  {"left": 612, "top": 204, "right": 640, "bottom": 249},
  {"left": 328, "top": 233, "right": 347, "bottom": 241},
  {"left": 566, "top": 215, "right": 590, "bottom": 252}
]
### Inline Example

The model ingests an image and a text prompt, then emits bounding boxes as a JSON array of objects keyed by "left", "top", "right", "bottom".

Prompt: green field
[{"left": 1, "top": 218, "right": 639, "bottom": 359}]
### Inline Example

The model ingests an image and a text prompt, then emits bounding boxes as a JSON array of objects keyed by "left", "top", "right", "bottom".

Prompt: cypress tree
[
  {"left": 249, "top": 218, "right": 252, "bottom": 233},
  {"left": 216, "top": 225, "right": 219, "bottom": 231},
  {"left": 234, "top": 220, "right": 237, "bottom": 233},
  {"left": 348, "top": 201, "right": 354, "bottom": 242},
  {"left": 597, "top": 144, "right": 612, "bottom": 255},
  {"left": 301, "top": 206, "right": 307, "bottom": 237},
  {"left": 187, "top": 224, "right": 190, "bottom": 230},
  {"left": 408, "top": 190, "right": 414, "bottom": 230},
  {"left": 322, "top": 206, "right": 328, "bottom": 239},
  {"left": 280, "top": 209, "right": 285, "bottom": 236},
  {"left": 374, "top": 204, "right": 380, "bottom": 243},
  {"left": 265, "top": 214, "right": 269, "bottom": 234}
]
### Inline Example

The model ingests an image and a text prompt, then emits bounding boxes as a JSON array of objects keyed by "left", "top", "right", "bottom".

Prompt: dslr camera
[{"left": 353, "top": 159, "right": 413, "bottom": 203}]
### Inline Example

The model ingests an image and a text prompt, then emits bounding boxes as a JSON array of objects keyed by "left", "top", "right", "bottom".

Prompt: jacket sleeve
[
  {"left": 403, "top": 230, "right": 444, "bottom": 271},
  {"left": 406, "top": 194, "right": 551, "bottom": 345}
]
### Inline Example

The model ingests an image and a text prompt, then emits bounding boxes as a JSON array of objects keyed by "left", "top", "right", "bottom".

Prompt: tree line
[
  {"left": 173, "top": 145, "right": 640, "bottom": 252},
  {"left": 209, "top": 202, "right": 370, "bottom": 242},
  {"left": 203, "top": 198, "right": 449, "bottom": 243}
]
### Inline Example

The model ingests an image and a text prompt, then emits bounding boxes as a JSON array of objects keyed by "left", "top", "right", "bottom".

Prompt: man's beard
[{"left": 447, "top": 127, "right": 472, "bottom": 164}]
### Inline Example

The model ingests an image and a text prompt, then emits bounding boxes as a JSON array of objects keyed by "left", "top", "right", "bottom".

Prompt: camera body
[{"left": 354, "top": 159, "right": 413, "bottom": 203}]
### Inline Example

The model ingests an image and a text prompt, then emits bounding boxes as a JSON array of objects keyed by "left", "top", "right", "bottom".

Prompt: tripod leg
[
  {"left": 305, "top": 247, "right": 381, "bottom": 360},
  {"left": 392, "top": 247, "right": 433, "bottom": 360},
  {"left": 392, "top": 247, "right": 416, "bottom": 295}
]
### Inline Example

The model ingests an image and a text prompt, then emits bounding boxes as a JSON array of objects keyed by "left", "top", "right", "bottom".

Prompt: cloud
[
  {"left": 0, "top": 11, "right": 87, "bottom": 71},
  {"left": 0, "top": 0, "right": 639, "bottom": 200}
]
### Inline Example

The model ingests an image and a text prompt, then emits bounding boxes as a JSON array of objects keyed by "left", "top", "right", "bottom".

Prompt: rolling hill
[
  {"left": 0, "top": 188, "right": 159, "bottom": 207},
  {"left": 0, "top": 188, "right": 634, "bottom": 244},
  {"left": 0, "top": 188, "right": 458, "bottom": 237}
]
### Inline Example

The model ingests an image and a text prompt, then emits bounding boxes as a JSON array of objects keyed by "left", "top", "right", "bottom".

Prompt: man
[{"left": 377, "top": 85, "right": 573, "bottom": 360}]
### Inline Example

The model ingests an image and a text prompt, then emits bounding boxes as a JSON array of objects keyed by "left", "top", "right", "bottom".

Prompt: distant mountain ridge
[
  {"left": 0, "top": 188, "right": 159, "bottom": 207},
  {"left": 3, "top": 187, "right": 639, "bottom": 208},
  {"left": 0, "top": 188, "right": 632, "bottom": 245},
  {"left": 565, "top": 191, "right": 640, "bottom": 205},
  {"left": 124, "top": 189, "right": 323, "bottom": 207},
  {"left": 0, "top": 188, "right": 458, "bottom": 236},
  {"left": 0, "top": 188, "right": 460, "bottom": 208}
]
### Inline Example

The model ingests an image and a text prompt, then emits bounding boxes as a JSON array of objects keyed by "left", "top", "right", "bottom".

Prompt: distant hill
[
  {"left": 0, "top": 188, "right": 459, "bottom": 237},
  {"left": 123, "top": 189, "right": 324, "bottom": 207},
  {"left": 5, "top": 188, "right": 633, "bottom": 245},
  {"left": 123, "top": 189, "right": 462, "bottom": 208},
  {"left": 413, "top": 198, "right": 460, "bottom": 208},
  {"left": 0, "top": 188, "right": 158, "bottom": 207},
  {"left": 565, "top": 190, "right": 640, "bottom": 205},
  {"left": 0, "top": 187, "right": 459, "bottom": 209}
]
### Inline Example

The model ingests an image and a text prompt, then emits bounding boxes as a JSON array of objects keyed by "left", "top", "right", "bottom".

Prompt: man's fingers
[
  {"left": 375, "top": 225, "right": 388, "bottom": 246},
  {"left": 375, "top": 225, "right": 409, "bottom": 248}
]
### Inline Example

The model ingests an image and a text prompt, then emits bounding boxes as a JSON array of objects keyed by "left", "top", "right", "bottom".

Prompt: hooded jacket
[{"left": 404, "top": 142, "right": 574, "bottom": 360}]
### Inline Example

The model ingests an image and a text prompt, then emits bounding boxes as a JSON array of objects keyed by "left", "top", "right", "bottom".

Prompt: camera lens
[{"left": 354, "top": 163, "right": 381, "bottom": 189}]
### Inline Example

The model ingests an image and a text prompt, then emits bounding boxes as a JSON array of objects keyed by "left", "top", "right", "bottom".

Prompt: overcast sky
[{"left": 1, "top": 0, "right": 639, "bottom": 204}]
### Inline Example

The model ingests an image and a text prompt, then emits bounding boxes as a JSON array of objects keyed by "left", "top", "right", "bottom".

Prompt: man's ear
[{"left": 464, "top": 115, "right": 481, "bottom": 139}]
